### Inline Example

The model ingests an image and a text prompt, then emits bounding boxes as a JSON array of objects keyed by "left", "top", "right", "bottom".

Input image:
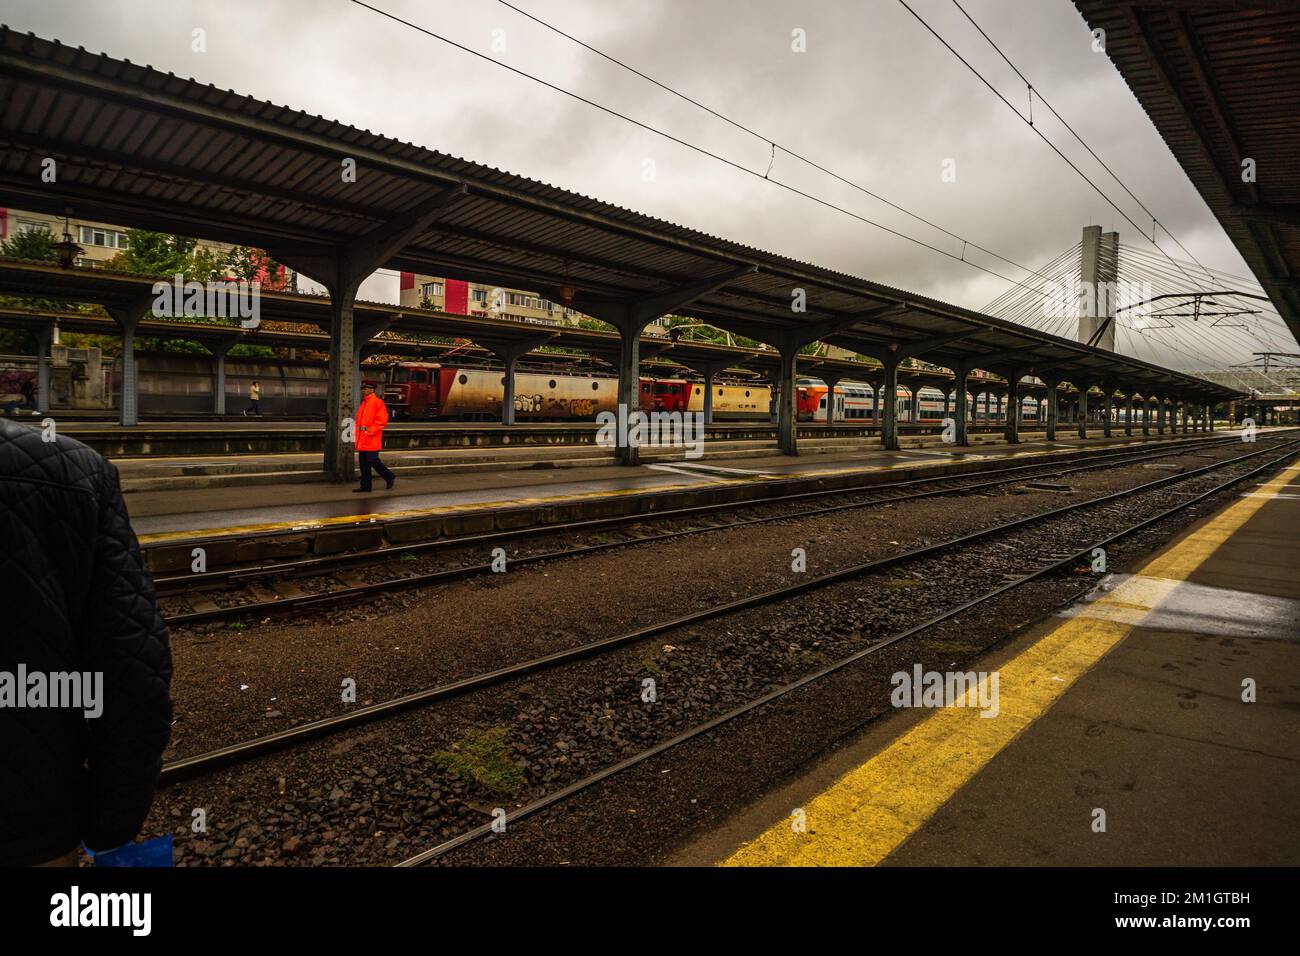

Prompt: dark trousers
[{"left": 358, "top": 450, "right": 394, "bottom": 490}]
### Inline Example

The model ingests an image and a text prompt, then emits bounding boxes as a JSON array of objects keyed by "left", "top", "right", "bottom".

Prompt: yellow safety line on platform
[
  {"left": 132, "top": 434, "right": 1239, "bottom": 545},
  {"left": 131, "top": 452, "right": 1025, "bottom": 544},
  {"left": 721, "top": 458, "right": 1300, "bottom": 867}
]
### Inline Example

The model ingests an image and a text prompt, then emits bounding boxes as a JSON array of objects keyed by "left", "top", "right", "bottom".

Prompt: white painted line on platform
[
  {"left": 645, "top": 464, "right": 726, "bottom": 481},
  {"left": 663, "top": 462, "right": 774, "bottom": 476}
]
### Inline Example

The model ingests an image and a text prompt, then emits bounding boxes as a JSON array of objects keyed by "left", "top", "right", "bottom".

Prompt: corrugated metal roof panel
[
  {"left": 0, "top": 24, "right": 1238, "bottom": 397},
  {"left": 1074, "top": 1, "right": 1300, "bottom": 347}
]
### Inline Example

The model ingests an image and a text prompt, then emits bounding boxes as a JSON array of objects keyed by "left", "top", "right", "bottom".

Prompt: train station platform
[
  {"left": 697, "top": 456, "right": 1300, "bottom": 867},
  {"left": 121, "top": 428, "right": 1274, "bottom": 573},
  {"left": 38, "top": 417, "right": 1033, "bottom": 459},
  {"left": 109, "top": 427, "right": 1039, "bottom": 492}
]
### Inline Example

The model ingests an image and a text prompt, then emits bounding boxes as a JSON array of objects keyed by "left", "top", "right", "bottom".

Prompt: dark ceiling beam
[
  {"left": 1122, "top": 0, "right": 1300, "bottom": 10},
  {"left": 1120, "top": 7, "right": 1242, "bottom": 205},
  {"left": 1166, "top": 9, "right": 1261, "bottom": 206},
  {"left": 1230, "top": 203, "right": 1300, "bottom": 229},
  {"left": 0, "top": 133, "right": 387, "bottom": 222}
]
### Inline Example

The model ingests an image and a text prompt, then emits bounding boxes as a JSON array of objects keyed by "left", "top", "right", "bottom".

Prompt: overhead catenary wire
[
  {"left": 899, "top": 0, "right": 1264, "bottom": 342},
  {"left": 348, "top": 0, "right": 1057, "bottom": 298},
  {"left": 942, "top": 0, "right": 1295, "bottom": 361},
  {"left": 490, "top": 0, "right": 1050, "bottom": 285},
  {"left": 352, "top": 0, "right": 1272, "bottom": 385}
]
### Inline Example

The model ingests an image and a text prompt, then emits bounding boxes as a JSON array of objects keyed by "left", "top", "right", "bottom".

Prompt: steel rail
[
  {"left": 395, "top": 442, "right": 1300, "bottom": 865},
  {"left": 159, "top": 436, "right": 1299, "bottom": 786},
  {"left": 156, "top": 431, "right": 1238, "bottom": 590},
  {"left": 158, "top": 433, "right": 1259, "bottom": 626}
]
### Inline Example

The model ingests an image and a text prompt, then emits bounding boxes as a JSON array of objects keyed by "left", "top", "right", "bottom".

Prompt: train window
[
  {"left": 744, "top": 390, "right": 750, "bottom": 397},
  {"left": 592, "top": 381, "right": 600, "bottom": 391},
  {"left": 458, "top": 374, "right": 468, "bottom": 385},
  {"left": 549, "top": 380, "right": 557, "bottom": 389},
  {"left": 695, "top": 387, "right": 701, "bottom": 396},
  {"left": 392, "top": 367, "right": 411, "bottom": 383},
  {"left": 718, "top": 389, "right": 724, "bottom": 396},
  {"left": 500, "top": 377, "right": 507, "bottom": 386},
  {"left": 411, "top": 370, "right": 427, "bottom": 383},
  {"left": 819, "top": 398, "right": 826, "bottom": 408}
]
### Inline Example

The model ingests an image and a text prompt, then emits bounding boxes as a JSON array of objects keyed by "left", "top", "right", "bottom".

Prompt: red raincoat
[{"left": 355, "top": 392, "right": 389, "bottom": 451}]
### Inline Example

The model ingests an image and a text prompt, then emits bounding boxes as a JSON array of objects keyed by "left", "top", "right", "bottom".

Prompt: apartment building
[
  {"left": 0, "top": 206, "right": 241, "bottom": 272},
  {"left": 399, "top": 272, "right": 596, "bottom": 327}
]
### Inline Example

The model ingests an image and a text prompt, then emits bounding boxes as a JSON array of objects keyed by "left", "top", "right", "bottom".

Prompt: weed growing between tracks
[{"left": 147, "top": 439, "right": 1297, "bottom": 866}]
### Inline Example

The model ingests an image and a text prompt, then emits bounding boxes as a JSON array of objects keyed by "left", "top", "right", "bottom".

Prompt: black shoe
[
  {"left": 385, "top": 477, "right": 395, "bottom": 490},
  {"left": 351, "top": 487, "right": 371, "bottom": 493}
]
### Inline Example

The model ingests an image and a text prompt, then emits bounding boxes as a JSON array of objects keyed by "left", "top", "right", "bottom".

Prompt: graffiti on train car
[
  {"left": 568, "top": 399, "right": 597, "bottom": 417},
  {"left": 515, "top": 394, "right": 543, "bottom": 414}
]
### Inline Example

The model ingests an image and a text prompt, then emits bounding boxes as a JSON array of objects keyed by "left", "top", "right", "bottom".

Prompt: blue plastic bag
[{"left": 89, "top": 835, "right": 174, "bottom": 867}]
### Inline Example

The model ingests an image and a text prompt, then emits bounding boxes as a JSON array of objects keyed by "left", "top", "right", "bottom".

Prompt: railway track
[
  {"left": 155, "top": 432, "right": 1265, "bottom": 626},
  {"left": 395, "top": 436, "right": 1300, "bottom": 866},
  {"left": 159, "top": 434, "right": 1300, "bottom": 812}
]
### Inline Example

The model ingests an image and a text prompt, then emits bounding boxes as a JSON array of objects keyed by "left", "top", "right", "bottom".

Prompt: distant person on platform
[
  {"left": 354, "top": 381, "right": 395, "bottom": 493},
  {"left": 244, "top": 381, "right": 261, "bottom": 417},
  {"left": 0, "top": 416, "right": 173, "bottom": 866}
]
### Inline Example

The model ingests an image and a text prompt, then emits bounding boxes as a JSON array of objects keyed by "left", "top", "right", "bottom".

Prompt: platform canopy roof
[
  {"left": 1073, "top": 1, "right": 1300, "bottom": 346},
  {"left": 0, "top": 26, "right": 1239, "bottom": 402}
]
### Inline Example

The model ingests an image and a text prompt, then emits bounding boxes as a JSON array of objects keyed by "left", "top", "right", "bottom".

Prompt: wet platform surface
[
  {"left": 694, "top": 455, "right": 1300, "bottom": 867},
  {"left": 122, "top": 431, "right": 1219, "bottom": 541}
]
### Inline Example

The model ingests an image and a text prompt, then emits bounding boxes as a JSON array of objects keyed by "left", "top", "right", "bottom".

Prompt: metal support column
[
  {"left": 776, "top": 340, "right": 799, "bottom": 454},
  {"left": 882, "top": 357, "right": 902, "bottom": 451},
  {"left": 481, "top": 334, "right": 556, "bottom": 425},
  {"left": 1044, "top": 379, "right": 1059, "bottom": 442},
  {"left": 954, "top": 369, "right": 970, "bottom": 447},
  {"left": 107, "top": 296, "right": 152, "bottom": 427},
  {"left": 36, "top": 322, "right": 53, "bottom": 414},
  {"left": 208, "top": 336, "right": 239, "bottom": 415},
  {"left": 1003, "top": 372, "right": 1024, "bottom": 444}
]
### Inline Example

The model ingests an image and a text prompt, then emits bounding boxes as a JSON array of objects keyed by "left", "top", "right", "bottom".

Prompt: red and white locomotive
[
  {"left": 378, "top": 363, "right": 1038, "bottom": 424},
  {"left": 380, "top": 362, "right": 774, "bottom": 421}
]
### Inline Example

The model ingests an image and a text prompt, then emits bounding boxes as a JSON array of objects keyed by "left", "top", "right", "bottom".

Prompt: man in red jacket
[{"left": 353, "top": 381, "right": 395, "bottom": 493}]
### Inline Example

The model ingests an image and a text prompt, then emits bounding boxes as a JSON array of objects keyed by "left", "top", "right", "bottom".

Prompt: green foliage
[
  {"left": 0, "top": 328, "right": 35, "bottom": 354},
  {"left": 225, "top": 246, "right": 287, "bottom": 289},
  {"left": 228, "top": 344, "right": 276, "bottom": 358},
  {"left": 107, "top": 229, "right": 196, "bottom": 277},
  {"left": 433, "top": 726, "right": 525, "bottom": 794},
  {"left": 188, "top": 245, "right": 228, "bottom": 282},
  {"left": 0, "top": 231, "right": 70, "bottom": 312},
  {"left": 0, "top": 229, "right": 57, "bottom": 262},
  {"left": 137, "top": 337, "right": 211, "bottom": 355}
]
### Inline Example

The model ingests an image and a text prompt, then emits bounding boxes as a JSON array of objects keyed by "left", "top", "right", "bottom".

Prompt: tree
[
  {"left": 1, "top": 229, "right": 72, "bottom": 315},
  {"left": 225, "top": 246, "right": 288, "bottom": 290},
  {"left": 105, "top": 229, "right": 196, "bottom": 276},
  {"left": 188, "top": 245, "right": 227, "bottom": 282},
  {"left": 0, "top": 228, "right": 57, "bottom": 262}
]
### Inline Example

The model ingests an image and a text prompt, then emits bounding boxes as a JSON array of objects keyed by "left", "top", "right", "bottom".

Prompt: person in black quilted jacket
[{"left": 0, "top": 418, "right": 172, "bottom": 865}]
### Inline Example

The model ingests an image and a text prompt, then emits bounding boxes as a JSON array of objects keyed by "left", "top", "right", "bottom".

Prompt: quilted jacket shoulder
[{"left": 0, "top": 418, "right": 172, "bottom": 864}]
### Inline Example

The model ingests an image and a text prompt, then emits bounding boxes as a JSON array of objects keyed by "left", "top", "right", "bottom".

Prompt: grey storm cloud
[{"left": 1, "top": 0, "right": 1288, "bottom": 370}]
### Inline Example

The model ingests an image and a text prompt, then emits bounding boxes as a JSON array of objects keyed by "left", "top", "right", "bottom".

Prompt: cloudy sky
[{"left": 4, "top": 0, "right": 1291, "bottom": 371}]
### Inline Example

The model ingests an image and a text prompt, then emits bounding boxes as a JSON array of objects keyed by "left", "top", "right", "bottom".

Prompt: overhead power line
[
  {"left": 490, "top": 0, "right": 1048, "bottom": 284},
  {"left": 349, "top": 0, "right": 1058, "bottom": 297},
  {"left": 896, "top": 0, "right": 1267, "bottom": 346}
]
